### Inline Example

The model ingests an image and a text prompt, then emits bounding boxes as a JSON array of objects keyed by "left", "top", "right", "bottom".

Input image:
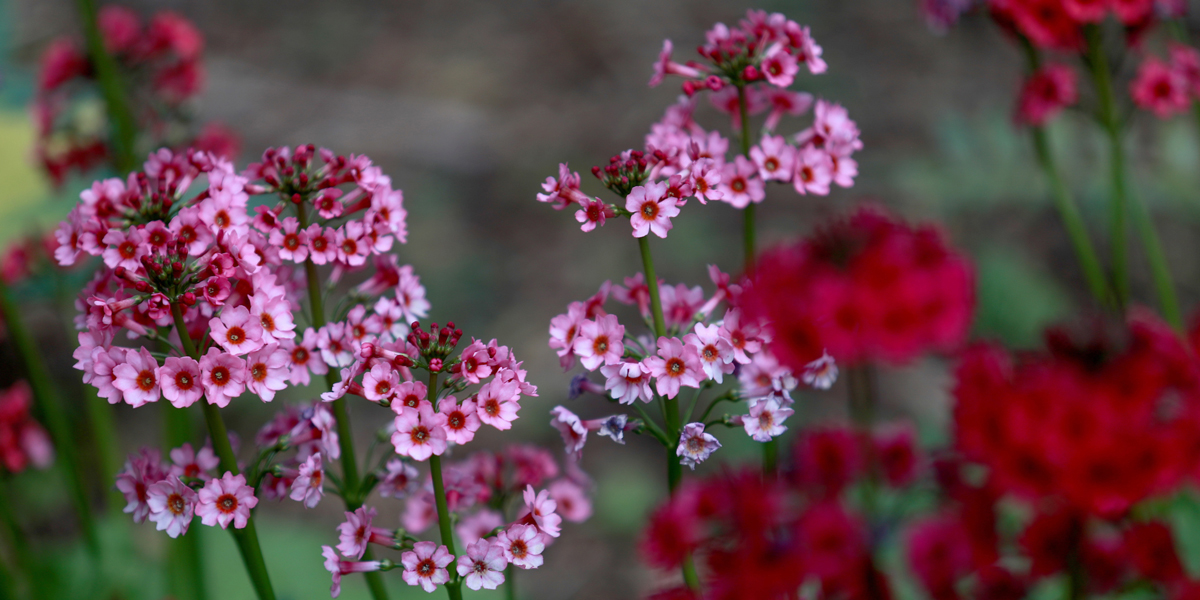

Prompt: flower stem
[
  {"left": 0, "top": 279, "right": 98, "bottom": 556},
  {"left": 164, "top": 401, "right": 208, "bottom": 600},
  {"left": 428, "top": 370, "right": 463, "bottom": 600},
  {"left": 1084, "top": 26, "right": 1130, "bottom": 311},
  {"left": 74, "top": 0, "right": 138, "bottom": 173},
  {"left": 0, "top": 477, "right": 36, "bottom": 599},
  {"left": 170, "top": 303, "right": 276, "bottom": 600},
  {"left": 637, "top": 237, "right": 683, "bottom": 490},
  {"left": 504, "top": 564, "right": 516, "bottom": 600}
]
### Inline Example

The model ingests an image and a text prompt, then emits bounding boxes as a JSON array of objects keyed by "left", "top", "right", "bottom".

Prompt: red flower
[
  {"left": 1016, "top": 63, "right": 1078, "bottom": 126},
  {"left": 1124, "top": 521, "right": 1185, "bottom": 584},
  {"left": 1019, "top": 508, "right": 1082, "bottom": 579}
]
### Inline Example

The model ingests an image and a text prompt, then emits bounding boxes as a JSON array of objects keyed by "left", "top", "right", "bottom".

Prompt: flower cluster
[
  {"left": 740, "top": 205, "right": 975, "bottom": 371},
  {"left": 0, "top": 382, "right": 54, "bottom": 475},
  {"left": 33, "top": 6, "right": 237, "bottom": 184},
  {"left": 1131, "top": 44, "right": 1200, "bottom": 119},
  {"left": 954, "top": 312, "right": 1200, "bottom": 516},
  {"left": 115, "top": 444, "right": 257, "bottom": 537},
  {"left": 536, "top": 9, "right": 861, "bottom": 238}
]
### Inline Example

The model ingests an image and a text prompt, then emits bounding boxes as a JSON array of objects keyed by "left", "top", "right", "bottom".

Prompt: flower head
[
  {"left": 196, "top": 472, "right": 257, "bottom": 529},
  {"left": 400, "top": 541, "right": 454, "bottom": 593},
  {"left": 677, "top": 422, "right": 721, "bottom": 470},
  {"left": 457, "top": 539, "right": 508, "bottom": 591}
]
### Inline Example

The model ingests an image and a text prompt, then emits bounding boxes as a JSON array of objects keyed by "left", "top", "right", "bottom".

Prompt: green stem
[
  {"left": 171, "top": 303, "right": 276, "bottom": 600},
  {"left": 1085, "top": 25, "right": 1129, "bottom": 310},
  {"left": 85, "top": 386, "right": 123, "bottom": 511},
  {"left": 1128, "top": 184, "right": 1183, "bottom": 330},
  {"left": 0, "top": 279, "right": 98, "bottom": 555},
  {"left": 429, "top": 452, "right": 462, "bottom": 600},
  {"left": 504, "top": 564, "right": 515, "bottom": 600},
  {"left": 0, "top": 478, "right": 35, "bottom": 599},
  {"left": 637, "top": 237, "right": 682, "bottom": 491},
  {"left": 164, "top": 402, "right": 207, "bottom": 600},
  {"left": 74, "top": 0, "right": 138, "bottom": 173},
  {"left": 736, "top": 83, "right": 756, "bottom": 273},
  {"left": 847, "top": 365, "right": 878, "bottom": 517}
]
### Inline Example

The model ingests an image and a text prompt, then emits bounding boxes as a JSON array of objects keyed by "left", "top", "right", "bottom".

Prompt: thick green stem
[
  {"left": 74, "top": 0, "right": 138, "bottom": 173},
  {"left": 637, "top": 237, "right": 683, "bottom": 491},
  {"left": 1085, "top": 26, "right": 1129, "bottom": 310},
  {"left": 164, "top": 403, "right": 207, "bottom": 600},
  {"left": 429, "top": 402, "right": 463, "bottom": 600},
  {"left": 171, "top": 303, "right": 276, "bottom": 600},
  {"left": 1128, "top": 186, "right": 1183, "bottom": 330},
  {"left": 504, "top": 564, "right": 515, "bottom": 600},
  {"left": 0, "top": 279, "right": 98, "bottom": 555}
]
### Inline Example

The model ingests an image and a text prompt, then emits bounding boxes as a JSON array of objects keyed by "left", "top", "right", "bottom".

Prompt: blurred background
[{"left": 3, "top": 0, "right": 1200, "bottom": 598}]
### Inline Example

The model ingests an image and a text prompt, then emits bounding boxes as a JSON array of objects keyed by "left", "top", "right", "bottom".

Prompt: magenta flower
[
  {"left": 457, "top": 340, "right": 494, "bottom": 384},
  {"left": 335, "top": 221, "right": 369, "bottom": 267},
  {"left": 685, "top": 323, "right": 735, "bottom": 384},
  {"left": 743, "top": 397, "right": 794, "bottom": 442},
  {"left": 497, "top": 524, "right": 545, "bottom": 569},
  {"left": 289, "top": 452, "right": 324, "bottom": 508},
  {"left": 100, "top": 228, "right": 148, "bottom": 271},
  {"left": 305, "top": 224, "right": 337, "bottom": 265},
  {"left": 676, "top": 422, "right": 721, "bottom": 470},
  {"left": 719, "top": 156, "right": 765, "bottom": 209},
  {"left": 112, "top": 347, "right": 161, "bottom": 407},
  {"left": 269, "top": 216, "right": 309, "bottom": 262},
  {"left": 1131, "top": 56, "right": 1190, "bottom": 119},
  {"left": 476, "top": 379, "right": 520, "bottom": 430},
  {"left": 401, "top": 541, "right": 454, "bottom": 593},
  {"left": 391, "top": 404, "right": 448, "bottom": 461},
  {"left": 391, "top": 380, "right": 429, "bottom": 414},
  {"left": 245, "top": 344, "right": 288, "bottom": 402},
  {"left": 439, "top": 396, "right": 481, "bottom": 445},
  {"left": 116, "top": 448, "right": 167, "bottom": 523},
  {"left": 196, "top": 472, "right": 257, "bottom": 529},
  {"left": 644, "top": 336, "right": 704, "bottom": 399},
  {"left": 761, "top": 43, "right": 800, "bottom": 88},
  {"left": 792, "top": 146, "right": 833, "bottom": 196},
  {"left": 200, "top": 276, "right": 231, "bottom": 307},
  {"left": 688, "top": 158, "right": 724, "bottom": 204},
  {"left": 210, "top": 306, "right": 265, "bottom": 356},
  {"left": 198, "top": 348, "right": 248, "bottom": 408},
  {"left": 317, "top": 322, "right": 354, "bottom": 368},
  {"left": 572, "top": 314, "right": 625, "bottom": 371},
  {"left": 282, "top": 327, "right": 327, "bottom": 386},
  {"left": 337, "top": 505, "right": 379, "bottom": 559},
  {"left": 574, "top": 197, "right": 613, "bottom": 232},
  {"left": 457, "top": 539, "right": 508, "bottom": 591},
  {"left": 146, "top": 476, "right": 197, "bottom": 538},
  {"left": 537, "top": 163, "right": 588, "bottom": 209},
  {"left": 626, "top": 182, "right": 680, "bottom": 239}
]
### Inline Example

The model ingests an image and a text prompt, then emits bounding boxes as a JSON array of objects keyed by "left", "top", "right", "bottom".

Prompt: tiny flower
[
  {"left": 250, "top": 293, "right": 296, "bottom": 343},
  {"left": 522, "top": 484, "right": 562, "bottom": 538},
  {"left": 575, "top": 197, "right": 613, "bottom": 232},
  {"left": 497, "top": 524, "right": 545, "bottom": 569},
  {"left": 457, "top": 340, "right": 494, "bottom": 384},
  {"left": 476, "top": 379, "right": 521, "bottom": 430},
  {"left": 200, "top": 276, "right": 231, "bottom": 307},
  {"left": 549, "top": 479, "right": 592, "bottom": 523},
  {"left": 573, "top": 314, "right": 626, "bottom": 371},
  {"left": 401, "top": 541, "right": 454, "bottom": 593},
  {"left": 548, "top": 302, "right": 586, "bottom": 370},
  {"left": 457, "top": 539, "right": 507, "bottom": 591},
  {"left": 338, "top": 505, "right": 384, "bottom": 559},
  {"left": 438, "top": 396, "right": 481, "bottom": 445},
  {"left": 209, "top": 305, "right": 266, "bottom": 356},
  {"left": 159, "top": 356, "right": 202, "bottom": 408},
  {"left": 677, "top": 422, "right": 721, "bottom": 470},
  {"left": 289, "top": 452, "right": 324, "bottom": 508},
  {"left": 363, "top": 363, "right": 400, "bottom": 402},
  {"left": 269, "top": 217, "right": 309, "bottom": 262},
  {"left": 688, "top": 158, "right": 724, "bottom": 204},
  {"left": 245, "top": 344, "right": 288, "bottom": 402},
  {"left": 392, "top": 380, "right": 429, "bottom": 414},
  {"left": 761, "top": 43, "right": 800, "bottom": 88},
  {"left": 456, "top": 509, "right": 504, "bottom": 546},
  {"left": 116, "top": 449, "right": 167, "bottom": 523},
  {"left": 379, "top": 458, "right": 420, "bottom": 498},
  {"left": 601, "top": 360, "right": 653, "bottom": 405},
  {"left": 802, "top": 351, "right": 838, "bottom": 390},
  {"left": 322, "top": 545, "right": 384, "bottom": 599},
  {"left": 643, "top": 337, "right": 704, "bottom": 399},
  {"left": 391, "top": 404, "right": 448, "bottom": 461},
  {"left": 597, "top": 414, "right": 630, "bottom": 445},
  {"left": 743, "top": 397, "right": 793, "bottom": 442},
  {"left": 196, "top": 472, "right": 258, "bottom": 529},
  {"left": 626, "top": 182, "right": 680, "bottom": 239},
  {"left": 112, "top": 346, "right": 161, "bottom": 408},
  {"left": 168, "top": 442, "right": 218, "bottom": 480},
  {"left": 649, "top": 39, "right": 703, "bottom": 87},
  {"left": 305, "top": 224, "right": 338, "bottom": 265},
  {"left": 685, "top": 323, "right": 735, "bottom": 384},
  {"left": 1132, "top": 56, "right": 1190, "bottom": 119},
  {"left": 281, "top": 328, "right": 328, "bottom": 386},
  {"left": 719, "top": 156, "right": 766, "bottom": 209},
  {"left": 550, "top": 405, "right": 588, "bottom": 459},
  {"left": 199, "top": 348, "right": 248, "bottom": 408},
  {"left": 317, "top": 322, "right": 354, "bottom": 368},
  {"left": 720, "top": 308, "right": 764, "bottom": 364},
  {"left": 146, "top": 476, "right": 197, "bottom": 538},
  {"left": 793, "top": 146, "right": 834, "bottom": 195}
]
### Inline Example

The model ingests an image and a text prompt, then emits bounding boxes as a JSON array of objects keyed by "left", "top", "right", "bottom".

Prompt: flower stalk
[
  {"left": 637, "top": 237, "right": 683, "bottom": 490},
  {"left": 74, "top": 0, "right": 138, "bottom": 173},
  {"left": 427, "top": 371, "right": 463, "bottom": 600}
]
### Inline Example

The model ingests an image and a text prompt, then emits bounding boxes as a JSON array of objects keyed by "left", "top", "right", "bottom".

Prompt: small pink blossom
[
  {"left": 305, "top": 224, "right": 338, "bottom": 265},
  {"left": 322, "top": 545, "right": 384, "bottom": 599},
  {"left": 457, "top": 539, "right": 508, "bottom": 591},
  {"left": 439, "top": 396, "right": 481, "bottom": 445},
  {"left": 548, "top": 302, "right": 586, "bottom": 370},
  {"left": 744, "top": 397, "right": 794, "bottom": 442},
  {"left": 802, "top": 351, "right": 838, "bottom": 390},
  {"left": 146, "top": 476, "right": 197, "bottom": 538},
  {"left": 338, "top": 505, "right": 384, "bottom": 559},
  {"left": 688, "top": 158, "right": 724, "bottom": 204},
  {"left": 250, "top": 293, "right": 296, "bottom": 343},
  {"left": 761, "top": 43, "right": 800, "bottom": 88},
  {"left": 168, "top": 442, "right": 218, "bottom": 481},
  {"left": 281, "top": 328, "right": 328, "bottom": 386},
  {"left": 112, "top": 347, "right": 161, "bottom": 408},
  {"left": 643, "top": 337, "right": 704, "bottom": 399},
  {"left": 196, "top": 472, "right": 257, "bottom": 529},
  {"left": 269, "top": 217, "right": 309, "bottom": 262},
  {"left": 549, "top": 479, "right": 592, "bottom": 523},
  {"left": 289, "top": 452, "right": 325, "bottom": 508},
  {"left": 750, "top": 135, "right": 795, "bottom": 182},
  {"left": 1132, "top": 56, "right": 1190, "bottom": 119},
  {"left": 391, "top": 404, "right": 448, "bottom": 461},
  {"left": 401, "top": 541, "right": 454, "bottom": 593},
  {"left": 392, "top": 380, "right": 430, "bottom": 414},
  {"left": 199, "top": 347, "right": 248, "bottom": 408},
  {"left": 720, "top": 308, "right": 763, "bottom": 364},
  {"left": 318, "top": 322, "right": 355, "bottom": 368},
  {"left": 497, "top": 524, "right": 545, "bottom": 569},
  {"left": 210, "top": 306, "right": 265, "bottom": 356},
  {"left": 685, "top": 323, "right": 735, "bottom": 384},
  {"left": 550, "top": 405, "right": 588, "bottom": 459},
  {"left": 245, "top": 344, "right": 288, "bottom": 402},
  {"left": 116, "top": 449, "right": 167, "bottom": 523},
  {"left": 719, "top": 156, "right": 766, "bottom": 209},
  {"left": 457, "top": 340, "right": 494, "bottom": 384},
  {"left": 101, "top": 228, "right": 148, "bottom": 271},
  {"left": 601, "top": 360, "right": 653, "bottom": 404},
  {"left": 626, "top": 182, "right": 680, "bottom": 239},
  {"left": 649, "top": 39, "right": 703, "bottom": 87},
  {"left": 363, "top": 363, "right": 400, "bottom": 402},
  {"left": 522, "top": 484, "right": 562, "bottom": 538},
  {"left": 476, "top": 379, "right": 521, "bottom": 430},
  {"left": 456, "top": 509, "right": 504, "bottom": 546},
  {"left": 575, "top": 198, "right": 613, "bottom": 232},
  {"left": 572, "top": 314, "right": 625, "bottom": 371},
  {"left": 677, "top": 422, "right": 721, "bottom": 470},
  {"left": 793, "top": 146, "right": 834, "bottom": 195},
  {"left": 380, "top": 458, "right": 420, "bottom": 498}
]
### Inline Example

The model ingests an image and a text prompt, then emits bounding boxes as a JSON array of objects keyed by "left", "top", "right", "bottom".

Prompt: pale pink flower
[
  {"left": 548, "top": 302, "right": 586, "bottom": 370},
  {"left": 802, "top": 351, "right": 838, "bottom": 390},
  {"left": 338, "top": 506, "right": 381, "bottom": 559},
  {"left": 305, "top": 224, "right": 338, "bottom": 265},
  {"left": 198, "top": 194, "right": 250, "bottom": 239},
  {"left": 439, "top": 396, "right": 481, "bottom": 445},
  {"left": 601, "top": 360, "right": 653, "bottom": 404},
  {"left": 550, "top": 405, "right": 587, "bottom": 459},
  {"left": 335, "top": 222, "right": 370, "bottom": 267},
  {"left": 209, "top": 306, "right": 265, "bottom": 356},
  {"left": 199, "top": 347, "right": 248, "bottom": 408},
  {"left": 322, "top": 545, "right": 384, "bottom": 599},
  {"left": 281, "top": 327, "right": 328, "bottom": 386},
  {"left": 245, "top": 344, "right": 288, "bottom": 402},
  {"left": 196, "top": 472, "right": 258, "bottom": 529},
  {"left": 200, "top": 276, "right": 232, "bottom": 307},
  {"left": 688, "top": 158, "right": 724, "bottom": 204},
  {"left": 250, "top": 293, "right": 296, "bottom": 343},
  {"left": 761, "top": 43, "right": 800, "bottom": 88},
  {"left": 391, "top": 380, "right": 430, "bottom": 415},
  {"left": 456, "top": 509, "right": 503, "bottom": 546},
  {"left": 395, "top": 265, "right": 431, "bottom": 323},
  {"left": 401, "top": 541, "right": 453, "bottom": 593},
  {"left": 168, "top": 443, "right": 218, "bottom": 481},
  {"left": 549, "top": 479, "right": 592, "bottom": 523},
  {"left": 644, "top": 337, "right": 703, "bottom": 399},
  {"left": 720, "top": 308, "right": 764, "bottom": 364},
  {"left": 112, "top": 347, "right": 161, "bottom": 407},
  {"left": 764, "top": 88, "right": 814, "bottom": 131},
  {"left": 831, "top": 154, "right": 858, "bottom": 188},
  {"left": 537, "top": 163, "right": 587, "bottom": 209},
  {"left": 289, "top": 452, "right": 325, "bottom": 508},
  {"left": 363, "top": 363, "right": 400, "bottom": 402},
  {"left": 789, "top": 22, "right": 827, "bottom": 74},
  {"left": 739, "top": 352, "right": 797, "bottom": 400},
  {"left": 90, "top": 346, "right": 125, "bottom": 403},
  {"left": 269, "top": 217, "right": 309, "bottom": 262},
  {"left": 403, "top": 492, "right": 436, "bottom": 533},
  {"left": 116, "top": 449, "right": 167, "bottom": 523},
  {"left": 169, "top": 206, "right": 214, "bottom": 256},
  {"left": 744, "top": 397, "right": 794, "bottom": 442},
  {"left": 497, "top": 524, "right": 545, "bottom": 569},
  {"left": 648, "top": 39, "right": 703, "bottom": 87},
  {"left": 522, "top": 485, "right": 562, "bottom": 538},
  {"left": 391, "top": 404, "right": 448, "bottom": 461},
  {"left": 677, "top": 422, "right": 721, "bottom": 470},
  {"left": 476, "top": 379, "right": 520, "bottom": 430},
  {"left": 317, "top": 322, "right": 355, "bottom": 368},
  {"left": 457, "top": 340, "right": 494, "bottom": 384},
  {"left": 660, "top": 282, "right": 705, "bottom": 330},
  {"left": 101, "top": 228, "right": 148, "bottom": 271},
  {"left": 719, "top": 156, "right": 766, "bottom": 209},
  {"left": 457, "top": 539, "right": 507, "bottom": 591},
  {"left": 793, "top": 146, "right": 833, "bottom": 195},
  {"left": 750, "top": 134, "right": 795, "bottom": 182},
  {"left": 685, "top": 323, "right": 735, "bottom": 384},
  {"left": 626, "top": 181, "right": 680, "bottom": 239},
  {"left": 146, "top": 476, "right": 197, "bottom": 538},
  {"left": 798, "top": 100, "right": 861, "bottom": 157},
  {"left": 572, "top": 314, "right": 625, "bottom": 371}
]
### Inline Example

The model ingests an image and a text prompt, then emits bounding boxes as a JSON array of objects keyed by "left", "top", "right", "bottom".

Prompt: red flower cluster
[
  {"left": 954, "top": 312, "right": 1200, "bottom": 517},
  {"left": 0, "top": 382, "right": 54, "bottom": 474},
  {"left": 988, "top": 0, "right": 1162, "bottom": 52},
  {"left": 740, "top": 205, "right": 974, "bottom": 371},
  {"left": 33, "top": 6, "right": 236, "bottom": 184}
]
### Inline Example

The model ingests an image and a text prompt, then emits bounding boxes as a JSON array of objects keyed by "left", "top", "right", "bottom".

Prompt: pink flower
[
  {"left": 548, "top": 302, "right": 586, "bottom": 370},
  {"left": 200, "top": 276, "right": 232, "bottom": 307},
  {"left": 101, "top": 228, "right": 148, "bottom": 271},
  {"left": 626, "top": 181, "right": 680, "bottom": 239},
  {"left": 743, "top": 397, "right": 793, "bottom": 442},
  {"left": 403, "top": 492, "right": 436, "bottom": 533},
  {"left": 380, "top": 458, "right": 419, "bottom": 498},
  {"left": 245, "top": 344, "right": 288, "bottom": 402},
  {"left": 720, "top": 308, "right": 763, "bottom": 364},
  {"left": 401, "top": 541, "right": 454, "bottom": 593},
  {"left": 439, "top": 396, "right": 481, "bottom": 445},
  {"left": 601, "top": 360, "right": 653, "bottom": 405},
  {"left": 250, "top": 293, "right": 296, "bottom": 343},
  {"left": 719, "top": 156, "right": 766, "bottom": 209},
  {"left": 305, "top": 224, "right": 338, "bottom": 265},
  {"left": 198, "top": 194, "right": 249, "bottom": 240},
  {"left": 270, "top": 217, "right": 309, "bottom": 262},
  {"left": 1132, "top": 56, "right": 1190, "bottom": 119},
  {"left": 289, "top": 452, "right": 324, "bottom": 508},
  {"left": 335, "top": 222, "right": 369, "bottom": 267},
  {"left": 338, "top": 506, "right": 387, "bottom": 559},
  {"left": 793, "top": 146, "right": 833, "bottom": 195},
  {"left": 575, "top": 197, "right": 613, "bottom": 232},
  {"left": 1170, "top": 43, "right": 1200, "bottom": 97},
  {"left": 1016, "top": 63, "right": 1078, "bottom": 126},
  {"left": 90, "top": 346, "right": 125, "bottom": 404},
  {"left": 281, "top": 328, "right": 328, "bottom": 386},
  {"left": 750, "top": 135, "right": 795, "bottom": 182},
  {"left": 572, "top": 314, "right": 625, "bottom": 371},
  {"left": 790, "top": 22, "right": 827, "bottom": 74},
  {"left": 363, "top": 363, "right": 400, "bottom": 402},
  {"left": 802, "top": 351, "right": 838, "bottom": 389},
  {"left": 677, "top": 422, "right": 721, "bottom": 470},
  {"left": 476, "top": 379, "right": 520, "bottom": 430},
  {"left": 391, "top": 404, "right": 448, "bottom": 461},
  {"left": 318, "top": 322, "right": 354, "bottom": 368},
  {"left": 457, "top": 340, "right": 494, "bottom": 384},
  {"left": 209, "top": 306, "right": 265, "bottom": 356},
  {"left": 761, "top": 43, "right": 800, "bottom": 88},
  {"left": 196, "top": 472, "right": 258, "bottom": 529},
  {"left": 146, "top": 476, "right": 197, "bottom": 538},
  {"left": 457, "top": 539, "right": 507, "bottom": 591},
  {"left": 497, "top": 524, "right": 545, "bottom": 569},
  {"left": 116, "top": 449, "right": 167, "bottom": 523},
  {"left": 199, "top": 347, "right": 248, "bottom": 408},
  {"left": 168, "top": 442, "right": 218, "bottom": 480},
  {"left": 112, "top": 347, "right": 161, "bottom": 407},
  {"left": 536, "top": 163, "right": 588, "bottom": 209},
  {"left": 522, "top": 485, "right": 562, "bottom": 538},
  {"left": 764, "top": 88, "right": 814, "bottom": 131},
  {"left": 549, "top": 479, "right": 592, "bottom": 523},
  {"left": 688, "top": 158, "right": 724, "bottom": 204},
  {"left": 685, "top": 323, "right": 735, "bottom": 384},
  {"left": 643, "top": 337, "right": 704, "bottom": 399},
  {"left": 322, "top": 545, "right": 384, "bottom": 599},
  {"left": 551, "top": 405, "right": 588, "bottom": 459},
  {"left": 456, "top": 509, "right": 504, "bottom": 546},
  {"left": 391, "top": 380, "right": 430, "bottom": 414},
  {"left": 649, "top": 39, "right": 703, "bottom": 87}
]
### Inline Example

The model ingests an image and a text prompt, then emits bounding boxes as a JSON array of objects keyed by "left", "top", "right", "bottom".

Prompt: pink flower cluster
[
  {"left": 1131, "top": 44, "right": 1200, "bottom": 119},
  {"left": 115, "top": 444, "right": 257, "bottom": 538},
  {"left": 0, "top": 382, "right": 54, "bottom": 475},
  {"left": 254, "top": 401, "right": 343, "bottom": 507}
]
